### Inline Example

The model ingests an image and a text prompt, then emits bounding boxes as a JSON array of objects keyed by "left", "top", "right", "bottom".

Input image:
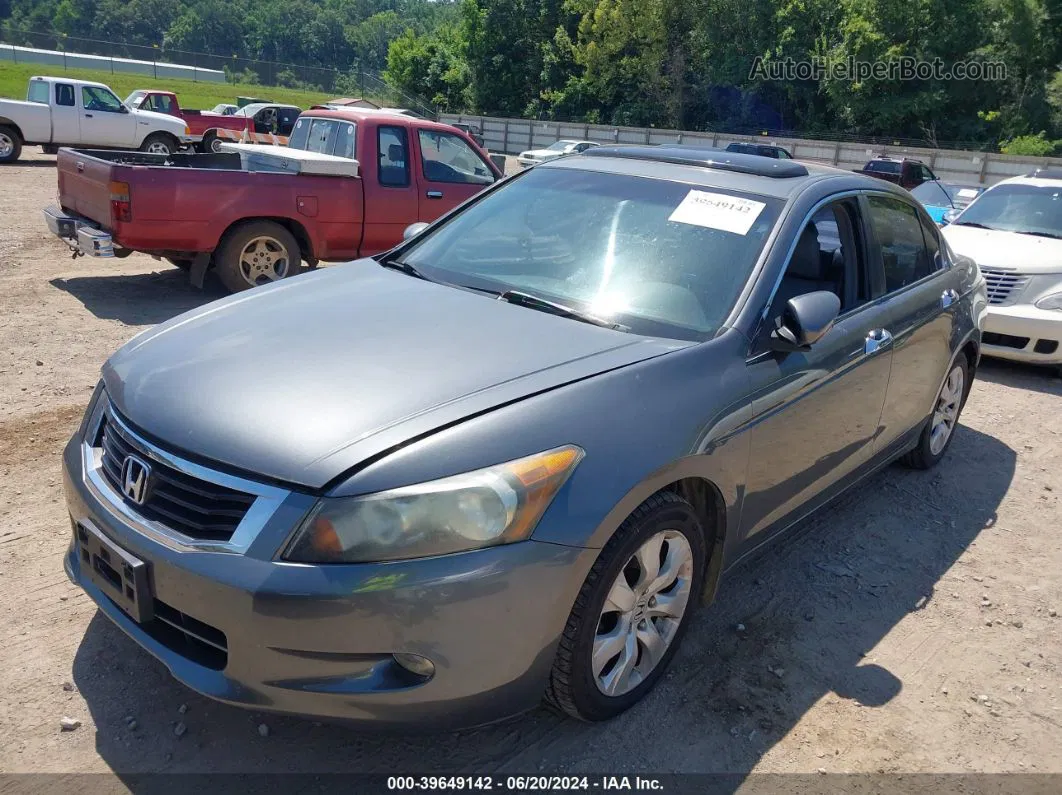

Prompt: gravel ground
[{"left": 2, "top": 149, "right": 1062, "bottom": 783}]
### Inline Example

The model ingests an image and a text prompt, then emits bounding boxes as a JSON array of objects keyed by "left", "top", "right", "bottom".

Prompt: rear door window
[
  {"left": 378, "top": 125, "right": 410, "bottom": 187},
  {"left": 27, "top": 80, "right": 49, "bottom": 104},
  {"left": 866, "top": 195, "right": 934, "bottom": 292},
  {"left": 55, "top": 84, "right": 75, "bottom": 107}
]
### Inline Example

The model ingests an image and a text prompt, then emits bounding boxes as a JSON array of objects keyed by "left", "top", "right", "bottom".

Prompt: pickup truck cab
[
  {"left": 125, "top": 90, "right": 254, "bottom": 153},
  {"left": 0, "top": 76, "right": 192, "bottom": 163},
  {"left": 855, "top": 156, "right": 936, "bottom": 190},
  {"left": 44, "top": 109, "right": 502, "bottom": 293}
]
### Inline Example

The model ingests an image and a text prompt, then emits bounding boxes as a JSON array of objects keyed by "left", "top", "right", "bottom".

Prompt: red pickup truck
[
  {"left": 124, "top": 90, "right": 257, "bottom": 153},
  {"left": 44, "top": 109, "right": 503, "bottom": 292}
]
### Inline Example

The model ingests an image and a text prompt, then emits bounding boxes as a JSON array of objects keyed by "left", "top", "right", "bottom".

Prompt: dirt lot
[{"left": 2, "top": 149, "right": 1062, "bottom": 783}]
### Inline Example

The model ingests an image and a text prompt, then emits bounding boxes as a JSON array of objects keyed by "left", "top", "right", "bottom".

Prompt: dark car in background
[
  {"left": 63, "top": 146, "right": 984, "bottom": 729},
  {"left": 725, "top": 141, "right": 793, "bottom": 159},
  {"left": 857, "top": 156, "right": 937, "bottom": 190},
  {"left": 910, "top": 180, "right": 985, "bottom": 225}
]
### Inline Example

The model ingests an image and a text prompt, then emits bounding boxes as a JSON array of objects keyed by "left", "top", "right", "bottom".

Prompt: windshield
[
  {"left": 911, "top": 181, "right": 982, "bottom": 208},
  {"left": 399, "top": 168, "right": 782, "bottom": 341},
  {"left": 547, "top": 140, "right": 578, "bottom": 151},
  {"left": 952, "top": 183, "right": 1062, "bottom": 237},
  {"left": 124, "top": 90, "right": 146, "bottom": 107}
]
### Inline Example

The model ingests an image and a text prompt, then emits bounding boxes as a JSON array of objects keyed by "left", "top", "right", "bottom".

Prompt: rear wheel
[
  {"left": 544, "top": 492, "right": 706, "bottom": 721},
  {"left": 0, "top": 125, "right": 22, "bottom": 164},
  {"left": 215, "top": 221, "right": 301, "bottom": 293},
  {"left": 901, "top": 356, "right": 970, "bottom": 469},
  {"left": 200, "top": 132, "right": 224, "bottom": 154},
  {"left": 140, "top": 133, "right": 176, "bottom": 155}
]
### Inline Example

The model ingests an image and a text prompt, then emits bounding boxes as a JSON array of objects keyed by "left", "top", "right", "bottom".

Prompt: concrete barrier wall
[
  {"left": 0, "top": 45, "right": 226, "bottom": 84},
  {"left": 445, "top": 113, "right": 1062, "bottom": 186}
]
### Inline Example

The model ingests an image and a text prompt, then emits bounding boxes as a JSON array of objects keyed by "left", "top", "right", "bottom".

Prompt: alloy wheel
[
  {"left": 592, "top": 530, "right": 694, "bottom": 697},
  {"left": 0, "top": 133, "right": 13, "bottom": 159},
  {"left": 239, "top": 236, "right": 291, "bottom": 286},
  {"left": 930, "top": 364, "right": 965, "bottom": 455}
]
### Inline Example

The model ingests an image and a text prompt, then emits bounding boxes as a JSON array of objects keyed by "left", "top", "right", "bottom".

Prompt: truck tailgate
[{"left": 57, "top": 148, "right": 115, "bottom": 229}]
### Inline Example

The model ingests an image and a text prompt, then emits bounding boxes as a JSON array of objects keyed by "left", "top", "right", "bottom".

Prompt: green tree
[{"left": 386, "top": 26, "right": 470, "bottom": 109}]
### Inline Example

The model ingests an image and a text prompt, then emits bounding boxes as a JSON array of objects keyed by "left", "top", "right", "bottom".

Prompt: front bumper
[
  {"left": 62, "top": 426, "right": 595, "bottom": 728},
  {"left": 981, "top": 303, "right": 1062, "bottom": 365}
]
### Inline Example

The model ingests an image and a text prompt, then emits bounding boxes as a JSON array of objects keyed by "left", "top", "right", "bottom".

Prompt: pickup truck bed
[
  {"left": 54, "top": 147, "right": 364, "bottom": 265},
  {"left": 45, "top": 109, "right": 502, "bottom": 293}
]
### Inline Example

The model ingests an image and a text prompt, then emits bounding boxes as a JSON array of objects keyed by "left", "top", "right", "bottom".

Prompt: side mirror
[
  {"left": 403, "top": 222, "right": 430, "bottom": 241},
  {"left": 119, "top": 104, "right": 129, "bottom": 114},
  {"left": 770, "top": 291, "right": 841, "bottom": 352}
]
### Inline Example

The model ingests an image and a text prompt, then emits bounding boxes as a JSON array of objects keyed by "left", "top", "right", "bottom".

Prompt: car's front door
[
  {"left": 863, "top": 193, "right": 960, "bottom": 451},
  {"left": 78, "top": 86, "right": 135, "bottom": 147},
  {"left": 414, "top": 129, "right": 497, "bottom": 220},
  {"left": 741, "top": 197, "right": 894, "bottom": 539}
]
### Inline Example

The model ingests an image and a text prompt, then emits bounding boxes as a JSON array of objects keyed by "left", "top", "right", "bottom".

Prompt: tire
[
  {"left": 214, "top": 221, "right": 301, "bottom": 293},
  {"left": 198, "top": 133, "right": 224, "bottom": 154},
  {"left": 544, "top": 491, "right": 707, "bottom": 722},
  {"left": 900, "top": 355, "right": 970, "bottom": 470},
  {"left": 0, "top": 125, "right": 23, "bottom": 164},
  {"left": 139, "top": 133, "right": 176, "bottom": 155}
]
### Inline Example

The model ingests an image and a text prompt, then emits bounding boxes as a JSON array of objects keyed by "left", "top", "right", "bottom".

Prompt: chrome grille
[
  {"left": 979, "top": 267, "right": 1029, "bottom": 305},
  {"left": 97, "top": 413, "right": 256, "bottom": 543}
]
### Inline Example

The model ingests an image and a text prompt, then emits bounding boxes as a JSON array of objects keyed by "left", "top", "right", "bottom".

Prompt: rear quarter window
[{"left": 27, "top": 80, "right": 49, "bottom": 104}]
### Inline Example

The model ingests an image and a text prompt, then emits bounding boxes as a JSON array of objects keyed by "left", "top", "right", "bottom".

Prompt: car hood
[
  {"left": 102, "top": 263, "right": 689, "bottom": 489},
  {"left": 520, "top": 149, "right": 563, "bottom": 158},
  {"left": 132, "top": 108, "right": 188, "bottom": 133},
  {"left": 943, "top": 224, "right": 1062, "bottom": 273}
]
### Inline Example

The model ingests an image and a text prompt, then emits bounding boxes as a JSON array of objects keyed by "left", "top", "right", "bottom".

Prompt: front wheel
[
  {"left": 545, "top": 492, "right": 706, "bottom": 721},
  {"left": 0, "top": 125, "right": 23, "bottom": 164},
  {"left": 214, "top": 221, "right": 301, "bottom": 293},
  {"left": 140, "top": 133, "right": 176, "bottom": 155},
  {"left": 901, "top": 356, "right": 970, "bottom": 469}
]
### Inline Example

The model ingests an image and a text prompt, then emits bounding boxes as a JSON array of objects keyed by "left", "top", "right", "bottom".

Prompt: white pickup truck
[{"left": 0, "top": 76, "right": 193, "bottom": 164}]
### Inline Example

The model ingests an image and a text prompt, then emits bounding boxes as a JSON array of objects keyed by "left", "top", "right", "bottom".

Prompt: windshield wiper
[
  {"left": 497, "top": 289, "right": 629, "bottom": 331},
  {"left": 951, "top": 221, "right": 998, "bottom": 230},
  {"left": 1015, "top": 230, "right": 1062, "bottom": 240},
  {"left": 378, "top": 257, "right": 429, "bottom": 281}
]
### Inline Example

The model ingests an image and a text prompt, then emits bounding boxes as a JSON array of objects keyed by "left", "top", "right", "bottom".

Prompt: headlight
[
  {"left": 283, "top": 445, "right": 584, "bottom": 563},
  {"left": 1035, "top": 292, "right": 1062, "bottom": 310}
]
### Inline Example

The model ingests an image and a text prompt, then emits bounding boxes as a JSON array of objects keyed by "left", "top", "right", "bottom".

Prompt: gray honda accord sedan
[{"left": 63, "top": 146, "right": 986, "bottom": 727}]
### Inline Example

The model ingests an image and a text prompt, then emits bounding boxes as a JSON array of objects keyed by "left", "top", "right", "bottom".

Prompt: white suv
[{"left": 942, "top": 169, "right": 1062, "bottom": 372}]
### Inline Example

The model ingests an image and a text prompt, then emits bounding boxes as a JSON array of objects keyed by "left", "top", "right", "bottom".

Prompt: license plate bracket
[{"left": 76, "top": 522, "right": 153, "bottom": 623}]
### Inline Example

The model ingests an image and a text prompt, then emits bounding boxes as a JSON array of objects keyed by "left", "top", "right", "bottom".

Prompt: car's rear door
[
  {"left": 361, "top": 122, "right": 418, "bottom": 255},
  {"left": 741, "top": 196, "right": 894, "bottom": 539},
  {"left": 414, "top": 128, "right": 498, "bottom": 220},
  {"left": 51, "top": 81, "right": 79, "bottom": 144},
  {"left": 863, "top": 193, "right": 960, "bottom": 452}
]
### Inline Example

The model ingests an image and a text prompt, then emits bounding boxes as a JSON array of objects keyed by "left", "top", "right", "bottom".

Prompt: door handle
[
  {"left": 941, "top": 289, "right": 959, "bottom": 308},
  {"left": 426, "top": 190, "right": 444, "bottom": 199},
  {"left": 865, "top": 328, "right": 893, "bottom": 355},
  {"left": 84, "top": 113, "right": 93, "bottom": 118}
]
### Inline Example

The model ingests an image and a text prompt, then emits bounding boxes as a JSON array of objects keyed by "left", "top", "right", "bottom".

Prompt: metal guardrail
[{"left": 443, "top": 113, "right": 1062, "bottom": 187}]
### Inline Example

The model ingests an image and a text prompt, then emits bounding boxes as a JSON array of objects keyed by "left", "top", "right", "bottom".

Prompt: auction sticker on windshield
[{"left": 668, "top": 190, "right": 766, "bottom": 235}]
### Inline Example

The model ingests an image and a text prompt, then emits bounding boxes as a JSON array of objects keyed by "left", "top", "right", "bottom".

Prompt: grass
[{"left": 0, "top": 61, "right": 342, "bottom": 110}]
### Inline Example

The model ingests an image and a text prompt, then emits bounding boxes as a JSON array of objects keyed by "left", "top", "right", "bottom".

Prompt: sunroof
[{"left": 581, "top": 145, "right": 809, "bottom": 178}]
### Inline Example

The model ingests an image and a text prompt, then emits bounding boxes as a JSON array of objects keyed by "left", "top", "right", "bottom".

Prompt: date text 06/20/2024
[{"left": 386, "top": 777, "right": 664, "bottom": 791}]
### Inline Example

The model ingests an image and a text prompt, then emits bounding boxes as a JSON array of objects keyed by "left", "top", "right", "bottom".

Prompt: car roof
[
  {"left": 546, "top": 145, "right": 907, "bottom": 200},
  {"left": 298, "top": 108, "right": 471, "bottom": 137},
  {"left": 994, "top": 170, "right": 1062, "bottom": 189},
  {"left": 236, "top": 103, "right": 301, "bottom": 115},
  {"left": 33, "top": 75, "right": 109, "bottom": 90}
]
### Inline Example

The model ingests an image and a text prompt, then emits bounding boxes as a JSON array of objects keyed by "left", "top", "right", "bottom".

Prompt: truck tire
[
  {"left": 200, "top": 132, "right": 225, "bottom": 154},
  {"left": 140, "top": 133, "right": 177, "bottom": 156},
  {"left": 215, "top": 221, "right": 301, "bottom": 293},
  {"left": 0, "top": 125, "right": 22, "bottom": 164}
]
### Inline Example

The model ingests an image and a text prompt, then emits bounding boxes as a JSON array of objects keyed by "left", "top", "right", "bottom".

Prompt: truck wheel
[
  {"left": 0, "top": 125, "right": 22, "bottom": 164},
  {"left": 201, "top": 133, "right": 225, "bottom": 154},
  {"left": 140, "top": 133, "right": 176, "bottom": 155},
  {"left": 215, "top": 222, "right": 301, "bottom": 293}
]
